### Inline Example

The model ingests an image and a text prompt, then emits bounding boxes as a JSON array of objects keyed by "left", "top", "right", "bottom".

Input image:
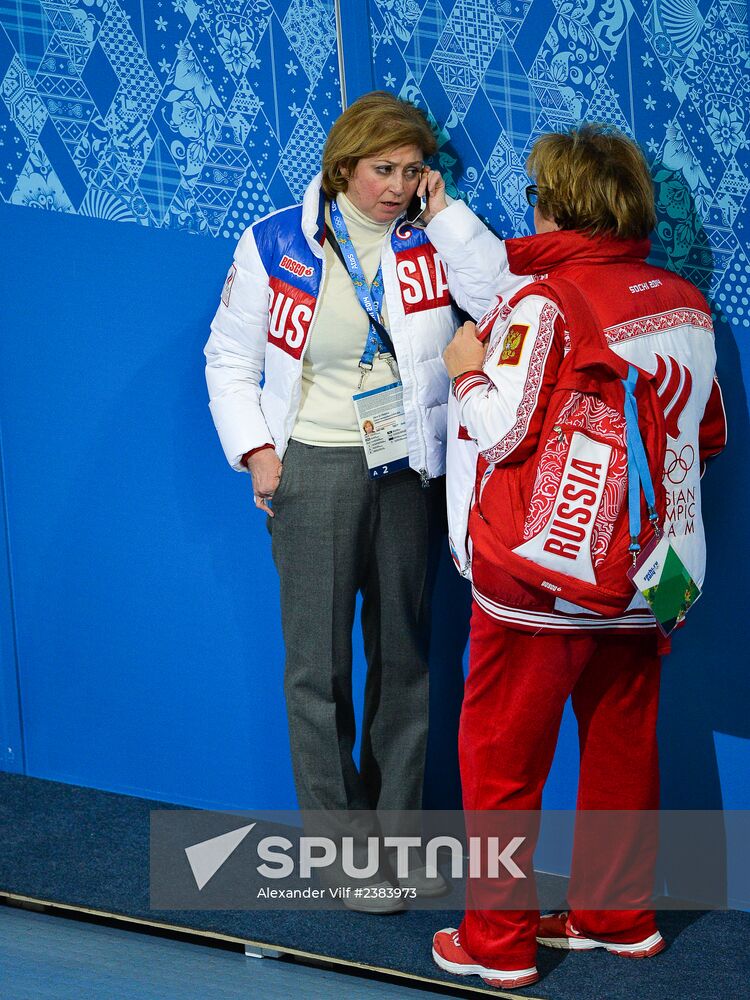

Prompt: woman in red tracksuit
[{"left": 430, "top": 125, "right": 726, "bottom": 989}]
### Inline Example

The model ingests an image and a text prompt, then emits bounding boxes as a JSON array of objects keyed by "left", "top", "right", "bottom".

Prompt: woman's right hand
[
  {"left": 419, "top": 168, "right": 448, "bottom": 224},
  {"left": 247, "top": 449, "right": 283, "bottom": 517}
]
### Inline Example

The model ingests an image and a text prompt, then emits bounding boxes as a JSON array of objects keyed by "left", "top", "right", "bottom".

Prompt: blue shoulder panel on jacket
[
  {"left": 251, "top": 205, "right": 323, "bottom": 299},
  {"left": 252, "top": 206, "right": 304, "bottom": 274}
]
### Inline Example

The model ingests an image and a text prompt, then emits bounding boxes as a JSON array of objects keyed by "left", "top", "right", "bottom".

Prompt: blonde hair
[
  {"left": 527, "top": 125, "right": 656, "bottom": 239},
  {"left": 321, "top": 91, "right": 437, "bottom": 198}
]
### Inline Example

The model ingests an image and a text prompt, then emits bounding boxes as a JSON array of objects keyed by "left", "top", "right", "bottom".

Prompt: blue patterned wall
[
  {"left": 0, "top": 0, "right": 342, "bottom": 237},
  {"left": 371, "top": 0, "right": 749, "bottom": 336},
  {"left": 1, "top": 0, "right": 748, "bottom": 320}
]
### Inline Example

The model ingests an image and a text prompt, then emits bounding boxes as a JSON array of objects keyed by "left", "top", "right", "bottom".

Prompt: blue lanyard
[
  {"left": 622, "top": 365, "right": 661, "bottom": 561},
  {"left": 329, "top": 199, "right": 390, "bottom": 372}
]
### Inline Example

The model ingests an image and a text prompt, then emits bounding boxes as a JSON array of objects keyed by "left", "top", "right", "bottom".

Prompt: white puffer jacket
[{"left": 204, "top": 174, "right": 510, "bottom": 478}]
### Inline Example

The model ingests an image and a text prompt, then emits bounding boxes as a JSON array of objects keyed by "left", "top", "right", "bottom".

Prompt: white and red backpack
[{"left": 470, "top": 277, "right": 667, "bottom": 616}]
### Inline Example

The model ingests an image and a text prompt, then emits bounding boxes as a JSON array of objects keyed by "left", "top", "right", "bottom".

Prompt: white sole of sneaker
[
  {"left": 536, "top": 935, "right": 596, "bottom": 951},
  {"left": 537, "top": 929, "right": 665, "bottom": 958},
  {"left": 432, "top": 945, "right": 539, "bottom": 987},
  {"left": 482, "top": 973, "right": 542, "bottom": 989}
]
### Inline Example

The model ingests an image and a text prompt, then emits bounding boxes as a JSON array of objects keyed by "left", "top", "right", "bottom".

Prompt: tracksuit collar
[{"left": 505, "top": 229, "right": 651, "bottom": 275}]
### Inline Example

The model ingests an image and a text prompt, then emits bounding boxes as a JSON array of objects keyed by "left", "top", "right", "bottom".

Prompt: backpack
[{"left": 470, "top": 276, "right": 667, "bottom": 617}]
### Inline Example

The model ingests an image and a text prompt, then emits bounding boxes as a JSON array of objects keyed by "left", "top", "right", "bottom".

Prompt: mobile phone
[{"left": 406, "top": 191, "right": 428, "bottom": 224}]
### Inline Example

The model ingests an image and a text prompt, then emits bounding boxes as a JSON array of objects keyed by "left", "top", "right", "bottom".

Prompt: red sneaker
[
  {"left": 432, "top": 928, "right": 540, "bottom": 989},
  {"left": 537, "top": 912, "right": 666, "bottom": 959}
]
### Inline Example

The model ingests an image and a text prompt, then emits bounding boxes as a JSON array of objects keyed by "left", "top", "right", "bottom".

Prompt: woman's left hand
[
  {"left": 443, "top": 321, "right": 487, "bottom": 378},
  {"left": 418, "top": 168, "right": 448, "bottom": 225}
]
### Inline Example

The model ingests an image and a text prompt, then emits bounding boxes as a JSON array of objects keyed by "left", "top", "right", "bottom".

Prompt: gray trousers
[{"left": 269, "top": 439, "right": 432, "bottom": 827}]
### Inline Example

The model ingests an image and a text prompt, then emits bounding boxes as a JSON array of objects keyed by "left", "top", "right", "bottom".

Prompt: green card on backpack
[{"left": 628, "top": 536, "right": 701, "bottom": 636}]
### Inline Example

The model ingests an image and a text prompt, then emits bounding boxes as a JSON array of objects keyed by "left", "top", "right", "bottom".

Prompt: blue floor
[
  {"left": 3, "top": 775, "right": 749, "bottom": 999},
  {"left": 0, "top": 905, "right": 468, "bottom": 1000}
]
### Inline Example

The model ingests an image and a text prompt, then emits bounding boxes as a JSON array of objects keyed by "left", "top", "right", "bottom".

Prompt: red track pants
[{"left": 458, "top": 601, "right": 662, "bottom": 969}]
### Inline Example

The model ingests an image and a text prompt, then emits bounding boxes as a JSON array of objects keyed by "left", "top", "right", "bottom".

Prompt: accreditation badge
[
  {"left": 627, "top": 535, "right": 701, "bottom": 636},
  {"left": 353, "top": 382, "right": 410, "bottom": 479}
]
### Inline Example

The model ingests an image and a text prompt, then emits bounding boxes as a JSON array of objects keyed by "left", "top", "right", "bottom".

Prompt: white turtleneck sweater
[{"left": 291, "top": 192, "right": 399, "bottom": 447}]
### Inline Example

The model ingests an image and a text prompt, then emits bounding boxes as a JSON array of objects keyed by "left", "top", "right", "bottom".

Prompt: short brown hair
[
  {"left": 527, "top": 125, "right": 656, "bottom": 239},
  {"left": 321, "top": 91, "right": 437, "bottom": 198}
]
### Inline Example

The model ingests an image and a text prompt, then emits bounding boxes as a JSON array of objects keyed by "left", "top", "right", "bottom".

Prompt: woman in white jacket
[{"left": 204, "top": 91, "right": 505, "bottom": 911}]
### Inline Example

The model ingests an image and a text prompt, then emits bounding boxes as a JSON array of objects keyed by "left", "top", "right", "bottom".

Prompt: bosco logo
[
  {"left": 279, "top": 255, "right": 314, "bottom": 278},
  {"left": 396, "top": 245, "right": 450, "bottom": 314},
  {"left": 267, "top": 277, "right": 315, "bottom": 359}
]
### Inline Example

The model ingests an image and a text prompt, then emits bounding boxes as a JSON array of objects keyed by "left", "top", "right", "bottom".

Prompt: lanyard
[
  {"left": 622, "top": 365, "right": 661, "bottom": 561},
  {"left": 329, "top": 199, "right": 394, "bottom": 382}
]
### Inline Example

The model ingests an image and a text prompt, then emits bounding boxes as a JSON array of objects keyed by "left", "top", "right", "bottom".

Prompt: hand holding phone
[{"left": 416, "top": 168, "right": 448, "bottom": 225}]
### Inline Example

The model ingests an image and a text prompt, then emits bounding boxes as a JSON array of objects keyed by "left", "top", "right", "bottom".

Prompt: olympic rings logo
[{"left": 664, "top": 444, "right": 694, "bottom": 485}]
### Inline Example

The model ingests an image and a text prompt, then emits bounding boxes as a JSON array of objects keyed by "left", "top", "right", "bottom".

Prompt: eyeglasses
[{"left": 525, "top": 184, "right": 539, "bottom": 207}]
